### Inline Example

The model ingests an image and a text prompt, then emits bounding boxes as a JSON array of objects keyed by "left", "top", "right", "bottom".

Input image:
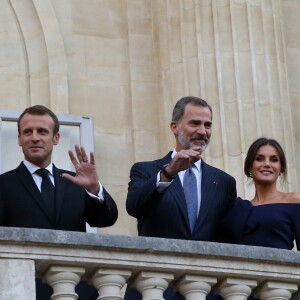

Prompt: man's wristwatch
[{"left": 160, "top": 164, "right": 175, "bottom": 180}]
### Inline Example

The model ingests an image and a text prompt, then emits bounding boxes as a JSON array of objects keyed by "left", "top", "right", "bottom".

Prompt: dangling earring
[{"left": 249, "top": 172, "right": 252, "bottom": 178}]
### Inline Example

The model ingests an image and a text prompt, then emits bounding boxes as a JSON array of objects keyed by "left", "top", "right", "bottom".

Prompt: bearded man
[{"left": 125, "top": 96, "right": 237, "bottom": 300}]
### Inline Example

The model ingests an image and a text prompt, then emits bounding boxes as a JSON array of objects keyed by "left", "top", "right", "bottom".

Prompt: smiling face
[
  {"left": 18, "top": 113, "right": 60, "bottom": 167},
  {"left": 251, "top": 145, "right": 282, "bottom": 184},
  {"left": 171, "top": 103, "right": 212, "bottom": 153}
]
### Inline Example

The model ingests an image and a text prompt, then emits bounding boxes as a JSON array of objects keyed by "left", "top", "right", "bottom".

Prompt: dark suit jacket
[
  {"left": 0, "top": 162, "right": 118, "bottom": 231},
  {"left": 125, "top": 152, "right": 237, "bottom": 300},
  {"left": 126, "top": 151, "right": 237, "bottom": 241}
]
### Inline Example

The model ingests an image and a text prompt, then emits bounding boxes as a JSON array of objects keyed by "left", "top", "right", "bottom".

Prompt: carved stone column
[
  {"left": 175, "top": 274, "right": 217, "bottom": 300},
  {"left": 132, "top": 271, "right": 174, "bottom": 300},
  {"left": 91, "top": 268, "right": 131, "bottom": 300},
  {"left": 254, "top": 281, "right": 298, "bottom": 300},
  {"left": 45, "top": 265, "right": 85, "bottom": 300},
  {"left": 214, "top": 278, "right": 257, "bottom": 300}
]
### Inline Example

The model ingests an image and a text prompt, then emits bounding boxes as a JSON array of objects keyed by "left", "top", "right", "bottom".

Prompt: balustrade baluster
[
  {"left": 175, "top": 274, "right": 217, "bottom": 300},
  {"left": 254, "top": 281, "right": 298, "bottom": 300},
  {"left": 91, "top": 268, "right": 131, "bottom": 300},
  {"left": 132, "top": 271, "right": 174, "bottom": 300},
  {"left": 214, "top": 278, "right": 257, "bottom": 300},
  {"left": 45, "top": 265, "right": 85, "bottom": 300}
]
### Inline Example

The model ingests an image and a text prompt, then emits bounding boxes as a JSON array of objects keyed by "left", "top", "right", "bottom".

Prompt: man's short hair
[
  {"left": 172, "top": 96, "right": 213, "bottom": 122},
  {"left": 18, "top": 105, "right": 60, "bottom": 135}
]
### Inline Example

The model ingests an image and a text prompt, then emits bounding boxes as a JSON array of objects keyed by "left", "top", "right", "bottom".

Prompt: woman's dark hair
[{"left": 244, "top": 137, "right": 287, "bottom": 181}]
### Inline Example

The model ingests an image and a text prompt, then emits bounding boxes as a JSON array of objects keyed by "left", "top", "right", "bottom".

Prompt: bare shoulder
[{"left": 285, "top": 192, "right": 300, "bottom": 203}]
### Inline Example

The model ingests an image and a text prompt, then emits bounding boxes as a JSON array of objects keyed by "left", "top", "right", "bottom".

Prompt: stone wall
[{"left": 0, "top": 0, "right": 299, "bottom": 235}]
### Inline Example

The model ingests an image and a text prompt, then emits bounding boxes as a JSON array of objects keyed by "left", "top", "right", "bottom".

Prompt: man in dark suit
[
  {"left": 125, "top": 96, "right": 237, "bottom": 300},
  {"left": 0, "top": 105, "right": 118, "bottom": 299}
]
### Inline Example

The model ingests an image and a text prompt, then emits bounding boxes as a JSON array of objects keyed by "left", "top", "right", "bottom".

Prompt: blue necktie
[
  {"left": 36, "top": 168, "right": 55, "bottom": 221},
  {"left": 183, "top": 167, "right": 198, "bottom": 232}
]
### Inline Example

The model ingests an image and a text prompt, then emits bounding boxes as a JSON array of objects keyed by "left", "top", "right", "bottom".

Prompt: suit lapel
[
  {"left": 16, "top": 162, "right": 55, "bottom": 225},
  {"left": 52, "top": 165, "right": 65, "bottom": 224},
  {"left": 156, "top": 153, "right": 190, "bottom": 230},
  {"left": 169, "top": 176, "right": 189, "bottom": 227},
  {"left": 195, "top": 161, "right": 218, "bottom": 228}
]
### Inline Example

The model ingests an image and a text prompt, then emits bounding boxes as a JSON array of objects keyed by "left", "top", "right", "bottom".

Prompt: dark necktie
[
  {"left": 35, "top": 168, "right": 55, "bottom": 221},
  {"left": 183, "top": 167, "right": 198, "bottom": 232}
]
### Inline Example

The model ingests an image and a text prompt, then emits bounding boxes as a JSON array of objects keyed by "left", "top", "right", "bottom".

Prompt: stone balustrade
[{"left": 0, "top": 227, "right": 300, "bottom": 300}]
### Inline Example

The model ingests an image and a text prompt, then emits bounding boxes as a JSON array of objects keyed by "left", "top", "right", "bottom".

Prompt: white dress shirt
[
  {"left": 23, "top": 160, "right": 104, "bottom": 203},
  {"left": 156, "top": 150, "right": 202, "bottom": 216}
]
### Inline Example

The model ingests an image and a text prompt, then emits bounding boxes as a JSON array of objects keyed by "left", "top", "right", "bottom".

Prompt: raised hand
[
  {"left": 165, "top": 146, "right": 201, "bottom": 178},
  {"left": 61, "top": 145, "right": 100, "bottom": 195}
]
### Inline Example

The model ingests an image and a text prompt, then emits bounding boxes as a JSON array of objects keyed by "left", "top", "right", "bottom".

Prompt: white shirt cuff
[
  {"left": 156, "top": 170, "right": 172, "bottom": 193},
  {"left": 85, "top": 182, "right": 104, "bottom": 203}
]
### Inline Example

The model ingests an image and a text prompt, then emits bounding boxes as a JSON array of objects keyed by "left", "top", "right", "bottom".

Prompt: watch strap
[{"left": 161, "top": 164, "right": 175, "bottom": 180}]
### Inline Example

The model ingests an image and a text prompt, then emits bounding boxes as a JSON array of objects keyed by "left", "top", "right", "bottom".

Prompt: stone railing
[{"left": 0, "top": 227, "right": 300, "bottom": 300}]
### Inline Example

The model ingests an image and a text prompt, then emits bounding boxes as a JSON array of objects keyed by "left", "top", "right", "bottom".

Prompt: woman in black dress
[{"left": 219, "top": 137, "right": 300, "bottom": 250}]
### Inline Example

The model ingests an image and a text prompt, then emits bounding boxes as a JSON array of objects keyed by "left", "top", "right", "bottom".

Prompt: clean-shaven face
[
  {"left": 18, "top": 113, "right": 60, "bottom": 167},
  {"left": 251, "top": 145, "right": 281, "bottom": 184}
]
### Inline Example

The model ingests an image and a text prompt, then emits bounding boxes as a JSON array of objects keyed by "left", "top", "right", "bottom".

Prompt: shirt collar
[
  {"left": 23, "top": 160, "right": 54, "bottom": 176},
  {"left": 171, "top": 149, "right": 202, "bottom": 172}
]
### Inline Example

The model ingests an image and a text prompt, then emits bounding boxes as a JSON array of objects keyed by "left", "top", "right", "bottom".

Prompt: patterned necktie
[
  {"left": 183, "top": 167, "right": 198, "bottom": 232},
  {"left": 36, "top": 168, "right": 55, "bottom": 221}
]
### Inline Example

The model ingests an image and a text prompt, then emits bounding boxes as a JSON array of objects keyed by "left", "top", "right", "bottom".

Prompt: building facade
[{"left": 0, "top": 0, "right": 299, "bottom": 235}]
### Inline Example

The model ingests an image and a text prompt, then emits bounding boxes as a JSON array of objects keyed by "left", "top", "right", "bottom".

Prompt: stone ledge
[{"left": 0, "top": 226, "right": 298, "bottom": 265}]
